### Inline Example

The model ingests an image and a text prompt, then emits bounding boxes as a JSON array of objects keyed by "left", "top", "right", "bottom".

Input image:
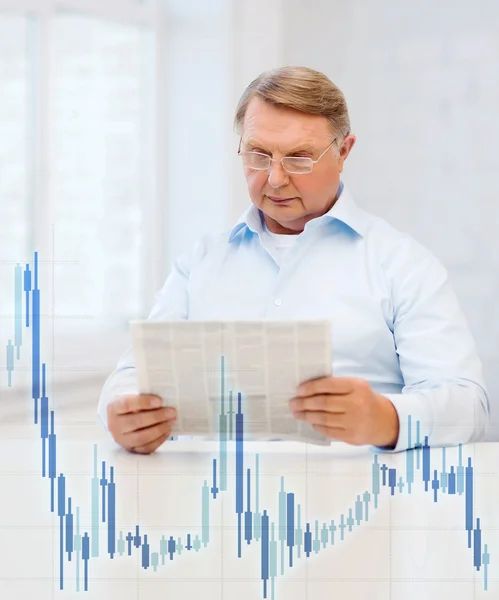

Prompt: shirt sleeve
[
  {"left": 96, "top": 239, "right": 205, "bottom": 433},
  {"left": 376, "top": 239, "right": 490, "bottom": 453}
]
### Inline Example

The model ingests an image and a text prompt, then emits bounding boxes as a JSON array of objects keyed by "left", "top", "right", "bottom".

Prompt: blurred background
[{"left": 0, "top": 0, "right": 497, "bottom": 439}]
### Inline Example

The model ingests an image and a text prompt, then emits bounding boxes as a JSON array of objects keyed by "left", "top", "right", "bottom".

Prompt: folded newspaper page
[{"left": 130, "top": 319, "right": 333, "bottom": 445}]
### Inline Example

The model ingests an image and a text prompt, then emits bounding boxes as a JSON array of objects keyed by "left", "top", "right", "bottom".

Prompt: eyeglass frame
[{"left": 237, "top": 137, "right": 338, "bottom": 174}]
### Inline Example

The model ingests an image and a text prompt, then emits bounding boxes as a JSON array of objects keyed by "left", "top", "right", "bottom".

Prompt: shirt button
[{"left": 274, "top": 298, "right": 282, "bottom": 306}]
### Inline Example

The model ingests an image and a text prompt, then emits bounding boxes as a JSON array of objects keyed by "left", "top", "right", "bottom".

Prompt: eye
[{"left": 288, "top": 149, "right": 314, "bottom": 158}]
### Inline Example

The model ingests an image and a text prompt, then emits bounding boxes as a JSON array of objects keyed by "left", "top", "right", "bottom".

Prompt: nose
[{"left": 267, "top": 161, "right": 289, "bottom": 189}]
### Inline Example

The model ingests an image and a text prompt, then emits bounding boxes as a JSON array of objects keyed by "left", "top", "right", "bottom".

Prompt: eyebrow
[{"left": 243, "top": 139, "right": 317, "bottom": 155}]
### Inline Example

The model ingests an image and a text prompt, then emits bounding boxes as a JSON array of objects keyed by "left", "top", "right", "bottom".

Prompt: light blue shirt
[{"left": 98, "top": 182, "right": 490, "bottom": 452}]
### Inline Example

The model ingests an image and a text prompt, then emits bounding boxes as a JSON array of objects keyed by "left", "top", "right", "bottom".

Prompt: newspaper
[{"left": 130, "top": 319, "right": 333, "bottom": 445}]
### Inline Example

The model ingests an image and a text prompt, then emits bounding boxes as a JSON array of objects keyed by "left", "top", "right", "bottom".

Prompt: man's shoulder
[
  {"left": 179, "top": 229, "right": 233, "bottom": 267},
  {"left": 364, "top": 209, "right": 434, "bottom": 261},
  {"left": 357, "top": 206, "right": 445, "bottom": 285}
]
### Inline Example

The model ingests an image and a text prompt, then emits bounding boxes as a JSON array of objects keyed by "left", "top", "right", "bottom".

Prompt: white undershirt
[{"left": 260, "top": 223, "right": 300, "bottom": 262}]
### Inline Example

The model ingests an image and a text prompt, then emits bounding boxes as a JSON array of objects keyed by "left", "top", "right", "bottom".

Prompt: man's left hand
[{"left": 289, "top": 377, "right": 399, "bottom": 448}]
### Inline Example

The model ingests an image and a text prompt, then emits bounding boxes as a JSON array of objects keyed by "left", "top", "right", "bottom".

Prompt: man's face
[{"left": 240, "top": 97, "right": 356, "bottom": 234}]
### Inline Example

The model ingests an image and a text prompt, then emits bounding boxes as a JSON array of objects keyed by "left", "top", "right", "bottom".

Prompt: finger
[
  {"left": 132, "top": 432, "right": 170, "bottom": 455},
  {"left": 123, "top": 420, "right": 174, "bottom": 449},
  {"left": 296, "top": 377, "right": 357, "bottom": 398},
  {"left": 289, "top": 394, "right": 347, "bottom": 414},
  {"left": 112, "top": 394, "right": 163, "bottom": 416},
  {"left": 118, "top": 407, "right": 177, "bottom": 434},
  {"left": 293, "top": 410, "right": 347, "bottom": 429}
]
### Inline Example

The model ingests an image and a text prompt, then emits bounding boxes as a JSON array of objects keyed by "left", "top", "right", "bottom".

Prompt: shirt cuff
[{"left": 372, "top": 392, "right": 434, "bottom": 453}]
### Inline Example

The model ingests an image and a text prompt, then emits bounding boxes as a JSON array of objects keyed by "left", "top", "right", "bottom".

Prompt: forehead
[{"left": 242, "top": 96, "right": 331, "bottom": 151}]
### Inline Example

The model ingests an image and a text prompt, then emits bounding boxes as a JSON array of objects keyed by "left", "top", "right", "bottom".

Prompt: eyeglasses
[{"left": 238, "top": 138, "right": 337, "bottom": 174}]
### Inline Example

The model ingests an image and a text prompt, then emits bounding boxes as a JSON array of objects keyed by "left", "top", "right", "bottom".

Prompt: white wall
[{"left": 162, "top": 0, "right": 231, "bottom": 264}]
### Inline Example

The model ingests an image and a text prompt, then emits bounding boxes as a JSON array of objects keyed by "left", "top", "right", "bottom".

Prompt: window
[
  {"left": 0, "top": 14, "right": 30, "bottom": 316},
  {"left": 0, "top": 1, "right": 159, "bottom": 338},
  {"left": 52, "top": 14, "right": 149, "bottom": 329},
  {"left": 0, "top": 0, "right": 231, "bottom": 380}
]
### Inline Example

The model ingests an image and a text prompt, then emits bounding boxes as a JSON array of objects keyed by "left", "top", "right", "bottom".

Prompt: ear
[{"left": 338, "top": 134, "right": 356, "bottom": 172}]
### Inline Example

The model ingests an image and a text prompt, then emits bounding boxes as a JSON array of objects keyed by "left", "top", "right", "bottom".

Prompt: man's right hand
[{"left": 107, "top": 394, "right": 177, "bottom": 454}]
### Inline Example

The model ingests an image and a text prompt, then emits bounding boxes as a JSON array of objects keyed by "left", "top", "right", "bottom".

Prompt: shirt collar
[{"left": 228, "top": 181, "right": 369, "bottom": 242}]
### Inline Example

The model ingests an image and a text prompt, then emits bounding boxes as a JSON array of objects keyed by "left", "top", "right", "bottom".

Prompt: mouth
[{"left": 267, "top": 195, "right": 295, "bottom": 205}]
